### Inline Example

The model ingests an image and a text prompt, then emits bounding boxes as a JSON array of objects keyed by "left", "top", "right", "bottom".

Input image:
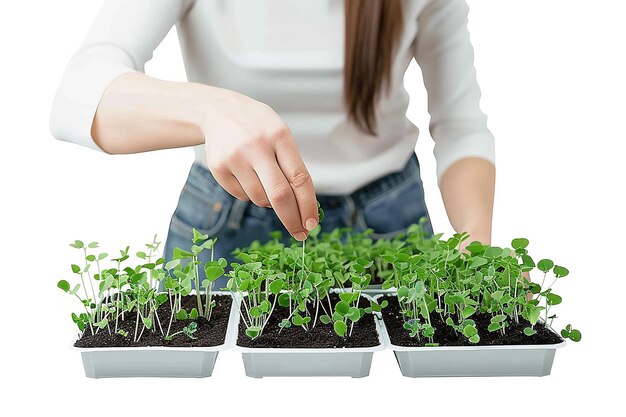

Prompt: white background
[{"left": 1, "top": 0, "right": 624, "bottom": 415}]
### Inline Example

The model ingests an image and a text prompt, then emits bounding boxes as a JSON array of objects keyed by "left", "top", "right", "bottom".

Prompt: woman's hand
[
  {"left": 89, "top": 73, "right": 317, "bottom": 241},
  {"left": 199, "top": 89, "right": 318, "bottom": 241}
]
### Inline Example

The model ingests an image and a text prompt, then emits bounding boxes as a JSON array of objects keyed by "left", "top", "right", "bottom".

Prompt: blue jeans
[{"left": 164, "top": 152, "right": 432, "bottom": 289}]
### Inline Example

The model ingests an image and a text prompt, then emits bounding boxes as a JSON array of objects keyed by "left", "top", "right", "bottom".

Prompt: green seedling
[{"left": 164, "top": 322, "right": 198, "bottom": 341}]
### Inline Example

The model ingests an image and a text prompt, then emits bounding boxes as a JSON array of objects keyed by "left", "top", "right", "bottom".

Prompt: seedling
[{"left": 59, "top": 233, "right": 228, "bottom": 344}]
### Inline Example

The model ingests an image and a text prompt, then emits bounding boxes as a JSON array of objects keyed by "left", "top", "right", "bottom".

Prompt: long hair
[{"left": 344, "top": 0, "right": 404, "bottom": 135}]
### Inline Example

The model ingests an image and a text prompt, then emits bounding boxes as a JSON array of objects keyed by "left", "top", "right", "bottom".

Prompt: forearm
[
  {"left": 439, "top": 157, "right": 495, "bottom": 245},
  {"left": 91, "top": 72, "right": 226, "bottom": 154}
]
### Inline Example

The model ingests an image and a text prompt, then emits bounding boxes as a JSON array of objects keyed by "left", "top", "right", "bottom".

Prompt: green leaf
[
  {"left": 511, "top": 238, "right": 529, "bottom": 250},
  {"left": 249, "top": 306, "right": 262, "bottom": 318},
  {"left": 57, "top": 280, "right": 70, "bottom": 292},
  {"left": 88, "top": 242, "right": 99, "bottom": 248},
  {"left": 71, "top": 264, "right": 81, "bottom": 274},
  {"left": 277, "top": 293, "right": 291, "bottom": 307},
  {"left": 469, "top": 334, "right": 480, "bottom": 344},
  {"left": 487, "top": 322, "right": 501, "bottom": 332},
  {"left": 483, "top": 246, "right": 503, "bottom": 258},
  {"left": 462, "top": 306, "right": 476, "bottom": 319},
  {"left": 246, "top": 326, "right": 261, "bottom": 339},
  {"left": 142, "top": 317, "right": 153, "bottom": 329},
  {"left": 397, "top": 286, "right": 409, "bottom": 299},
  {"left": 546, "top": 293, "right": 562, "bottom": 306},
  {"left": 173, "top": 247, "right": 194, "bottom": 259},
  {"left": 537, "top": 259, "right": 554, "bottom": 273},
  {"left": 189, "top": 308, "right": 199, "bottom": 320},
  {"left": 85, "top": 254, "right": 96, "bottom": 262},
  {"left": 317, "top": 201, "right": 325, "bottom": 223},
  {"left": 165, "top": 259, "right": 180, "bottom": 270},
  {"left": 470, "top": 257, "right": 488, "bottom": 269},
  {"left": 269, "top": 278, "right": 284, "bottom": 295},
  {"left": 292, "top": 314, "right": 305, "bottom": 326},
  {"left": 462, "top": 325, "right": 477, "bottom": 338},
  {"left": 204, "top": 265, "right": 225, "bottom": 282},
  {"left": 523, "top": 327, "right": 537, "bottom": 336},
  {"left": 175, "top": 309, "right": 188, "bottom": 320},
  {"left": 553, "top": 265, "right": 569, "bottom": 278},
  {"left": 136, "top": 251, "right": 147, "bottom": 259},
  {"left": 491, "top": 314, "right": 506, "bottom": 323},
  {"left": 334, "top": 320, "right": 347, "bottom": 337},
  {"left": 491, "top": 290, "right": 503, "bottom": 301},
  {"left": 568, "top": 329, "right": 582, "bottom": 342},
  {"left": 98, "top": 253, "right": 108, "bottom": 261},
  {"left": 528, "top": 306, "right": 542, "bottom": 325},
  {"left": 192, "top": 228, "right": 209, "bottom": 244},
  {"left": 319, "top": 315, "right": 332, "bottom": 325},
  {"left": 70, "top": 240, "right": 84, "bottom": 249},
  {"left": 347, "top": 307, "right": 361, "bottom": 322},
  {"left": 465, "top": 242, "right": 485, "bottom": 254},
  {"left": 335, "top": 301, "right": 350, "bottom": 316},
  {"left": 339, "top": 292, "right": 357, "bottom": 303}
]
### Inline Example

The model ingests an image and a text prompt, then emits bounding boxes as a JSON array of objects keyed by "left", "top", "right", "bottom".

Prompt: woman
[{"left": 50, "top": 0, "right": 495, "bottom": 288}]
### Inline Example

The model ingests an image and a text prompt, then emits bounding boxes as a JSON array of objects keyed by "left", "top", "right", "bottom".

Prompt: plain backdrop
[{"left": 1, "top": 0, "right": 624, "bottom": 415}]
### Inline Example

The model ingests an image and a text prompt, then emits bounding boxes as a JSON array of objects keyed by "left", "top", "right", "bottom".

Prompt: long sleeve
[
  {"left": 414, "top": 0, "right": 495, "bottom": 184},
  {"left": 49, "top": 0, "right": 195, "bottom": 151}
]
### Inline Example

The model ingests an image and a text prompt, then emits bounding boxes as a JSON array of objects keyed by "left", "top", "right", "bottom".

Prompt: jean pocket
[
  {"left": 358, "top": 176, "right": 431, "bottom": 239},
  {"left": 170, "top": 180, "right": 235, "bottom": 238}
]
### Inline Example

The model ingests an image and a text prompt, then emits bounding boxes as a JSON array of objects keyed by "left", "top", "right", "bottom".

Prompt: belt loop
[{"left": 227, "top": 199, "right": 250, "bottom": 230}]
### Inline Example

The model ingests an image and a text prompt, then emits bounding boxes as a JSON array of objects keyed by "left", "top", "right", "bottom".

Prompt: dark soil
[
  {"left": 237, "top": 293, "right": 379, "bottom": 348},
  {"left": 74, "top": 294, "right": 232, "bottom": 348},
  {"left": 381, "top": 295, "right": 564, "bottom": 347}
]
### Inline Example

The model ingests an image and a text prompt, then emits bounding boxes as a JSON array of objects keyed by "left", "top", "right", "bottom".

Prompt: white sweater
[{"left": 50, "top": 0, "right": 495, "bottom": 195}]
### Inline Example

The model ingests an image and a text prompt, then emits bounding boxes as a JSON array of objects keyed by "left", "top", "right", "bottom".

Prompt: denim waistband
[{"left": 188, "top": 152, "right": 419, "bottom": 211}]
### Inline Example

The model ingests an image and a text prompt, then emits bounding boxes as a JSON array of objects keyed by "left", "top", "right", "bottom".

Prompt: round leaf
[
  {"left": 537, "top": 259, "right": 554, "bottom": 273},
  {"left": 204, "top": 265, "right": 225, "bottom": 282},
  {"left": 347, "top": 307, "right": 361, "bottom": 322},
  {"left": 553, "top": 265, "right": 569, "bottom": 278},
  {"left": 335, "top": 301, "right": 350, "bottom": 316},
  {"left": 269, "top": 278, "right": 284, "bottom": 295},
  {"left": 57, "top": 280, "right": 70, "bottom": 292},
  {"left": 334, "top": 320, "right": 347, "bottom": 337},
  {"left": 523, "top": 327, "right": 537, "bottom": 336},
  {"left": 511, "top": 238, "right": 529, "bottom": 250}
]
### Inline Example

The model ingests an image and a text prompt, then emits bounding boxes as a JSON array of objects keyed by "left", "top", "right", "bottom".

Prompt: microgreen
[{"left": 59, "top": 232, "right": 227, "bottom": 344}]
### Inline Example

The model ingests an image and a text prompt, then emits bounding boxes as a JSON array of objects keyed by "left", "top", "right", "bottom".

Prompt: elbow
[{"left": 48, "top": 89, "right": 112, "bottom": 154}]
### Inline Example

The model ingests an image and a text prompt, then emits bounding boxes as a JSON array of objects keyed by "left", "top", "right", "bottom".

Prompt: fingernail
[
  {"left": 305, "top": 217, "right": 318, "bottom": 231},
  {"left": 293, "top": 232, "right": 307, "bottom": 241}
]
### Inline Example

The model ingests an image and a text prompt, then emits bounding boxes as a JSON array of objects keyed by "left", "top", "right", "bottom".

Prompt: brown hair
[{"left": 344, "top": 0, "right": 404, "bottom": 135}]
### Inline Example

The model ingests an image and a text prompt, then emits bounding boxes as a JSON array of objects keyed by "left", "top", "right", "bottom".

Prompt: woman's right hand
[{"left": 199, "top": 88, "right": 318, "bottom": 241}]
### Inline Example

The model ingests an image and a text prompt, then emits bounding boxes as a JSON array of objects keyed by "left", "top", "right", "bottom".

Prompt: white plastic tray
[
  {"left": 231, "top": 293, "right": 385, "bottom": 378},
  {"left": 374, "top": 294, "right": 567, "bottom": 377},
  {"left": 74, "top": 291, "right": 238, "bottom": 378}
]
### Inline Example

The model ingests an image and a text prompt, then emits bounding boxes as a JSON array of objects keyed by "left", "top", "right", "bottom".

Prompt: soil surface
[
  {"left": 237, "top": 293, "right": 380, "bottom": 348},
  {"left": 74, "top": 294, "right": 232, "bottom": 348},
  {"left": 381, "top": 295, "right": 564, "bottom": 347}
]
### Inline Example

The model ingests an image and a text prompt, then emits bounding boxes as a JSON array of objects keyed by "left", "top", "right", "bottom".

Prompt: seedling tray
[
  {"left": 74, "top": 291, "right": 238, "bottom": 378},
  {"left": 231, "top": 293, "right": 385, "bottom": 378},
  {"left": 375, "top": 295, "right": 566, "bottom": 377}
]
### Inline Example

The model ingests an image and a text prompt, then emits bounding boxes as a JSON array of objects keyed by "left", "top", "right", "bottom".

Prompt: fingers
[
  {"left": 253, "top": 153, "right": 308, "bottom": 241},
  {"left": 274, "top": 135, "right": 318, "bottom": 231},
  {"left": 210, "top": 169, "right": 249, "bottom": 202},
  {"left": 232, "top": 168, "right": 272, "bottom": 208}
]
